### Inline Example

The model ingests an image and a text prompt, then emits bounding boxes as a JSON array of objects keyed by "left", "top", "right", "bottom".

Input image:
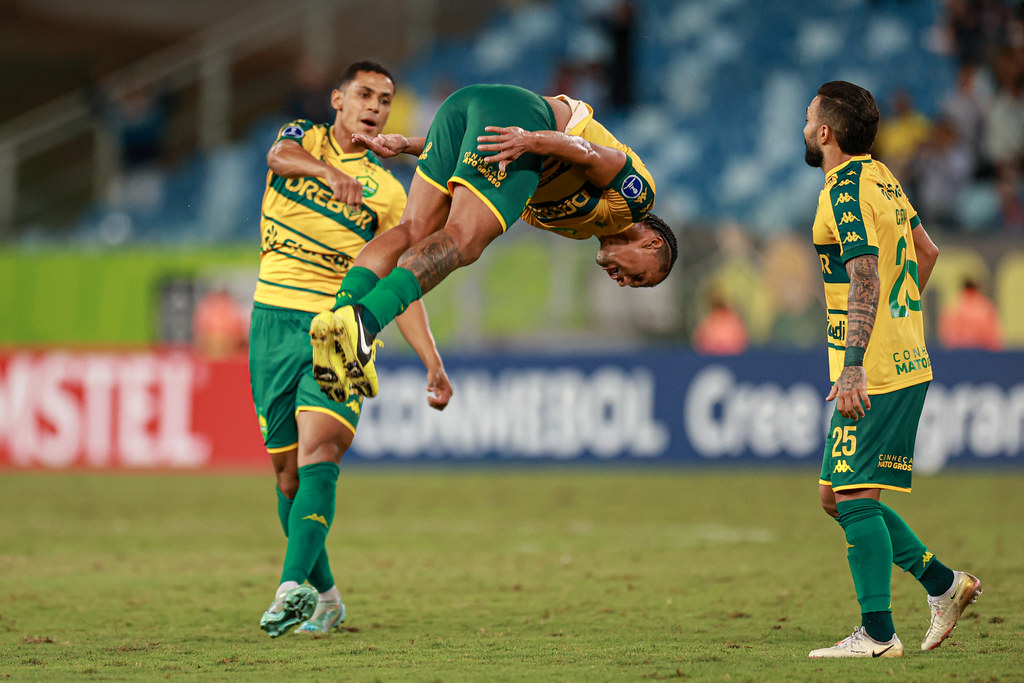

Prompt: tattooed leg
[
  {"left": 397, "top": 187, "right": 506, "bottom": 295},
  {"left": 397, "top": 231, "right": 465, "bottom": 295}
]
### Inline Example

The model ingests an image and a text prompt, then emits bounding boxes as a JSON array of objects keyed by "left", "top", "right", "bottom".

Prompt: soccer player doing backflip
[{"left": 310, "top": 83, "right": 677, "bottom": 400}]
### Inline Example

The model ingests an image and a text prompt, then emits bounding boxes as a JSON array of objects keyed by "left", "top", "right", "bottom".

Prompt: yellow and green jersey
[
  {"left": 521, "top": 95, "right": 656, "bottom": 239},
  {"left": 812, "top": 155, "right": 932, "bottom": 394},
  {"left": 255, "top": 120, "right": 407, "bottom": 312}
]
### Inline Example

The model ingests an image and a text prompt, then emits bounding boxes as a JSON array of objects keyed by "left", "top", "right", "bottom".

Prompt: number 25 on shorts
[{"left": 831, "top": 425, "right": 857, "bottom": 458}]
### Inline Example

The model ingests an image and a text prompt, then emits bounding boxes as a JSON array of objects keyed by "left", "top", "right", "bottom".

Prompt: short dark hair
[
  {"left": 816, "top": 81, "right": 879, "bottom": 155},
  {"left": 338, "top": 60, "right": 395, "bottom": 92},
  {"left": 643, "top": 212, "right": 678, "bottom": 283}
]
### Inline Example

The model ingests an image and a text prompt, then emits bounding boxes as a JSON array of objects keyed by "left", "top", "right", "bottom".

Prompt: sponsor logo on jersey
[
  {"left": 530, "top": 189, "right": 599, "bottom": 222},
  {"left": 620, "top": 174, "right": 644, "bottom": 199},
  {"left": 827, "top": 317, "right": 846, "bottom": 345},
  {"left": 281, "top": 125, "right": 304, "bottom": 139},
  {"left": 418, "top": 141, "right": 432, "bottom": 160},
  {"left": 834, "top": 192, "right": 854, "bottom": 205},
  {"left": 876, "top": 182, "right": 903, "bottom": 200},
  {"left": 838, "top": 211, "right": 860, "bottom": 225},
  {"left": 837, "top": 179, "right": 855, "bottom": 187},
  {"left": 843, "top": 231, "right": 863, "bottom": 243}
]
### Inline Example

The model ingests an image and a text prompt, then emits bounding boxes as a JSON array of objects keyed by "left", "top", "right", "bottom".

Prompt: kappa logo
[
  {"left": 922, "top": 550, "right": 934, "bottom": 566},
  {"left": 843, "top": 232, "right": 863, "bottom": 244},
  {"left": 834, "top": 192, "right": 854, "bottom": 205},
  {"left": 258, "top": 414, "right": 268, "bottom": 438},
  {"left": 833, "top": 459, "right": 854, "bottom": 473},
  {"left": 302, "top": 513, "right": 329, "bottom": 528},
  {"left": 418, "top": 141, "right": 432, "bottom": 160},
  {"left": 837, "top": 179, "right": 855, "bottom": 187},
  {"left": 620, "top": 174, "right": 644, "bottom": 199},
  {"left": 845, "top": 168, "right": 858, "bottom": 176},
  {"left": 281, "top": 125, "right": 304, "bottom": 140},
  {"left": 838, "top": 211, "right": 860, "bottom": 225}
]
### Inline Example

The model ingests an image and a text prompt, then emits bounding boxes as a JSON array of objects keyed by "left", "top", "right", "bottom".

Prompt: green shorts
[
  {"left": 249, "top": 302, "right": 363, "bottom": 452},
  {"left": 819, "top": 382, "right": 929, "bottom": 493},
  {"left": 416, "top": 84, "right": 556, "bottom": 230}
]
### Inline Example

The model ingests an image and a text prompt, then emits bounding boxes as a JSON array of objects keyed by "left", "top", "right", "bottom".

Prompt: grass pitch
[{"left": 0, "top": 468, "right": 1020, "bottom": 682}]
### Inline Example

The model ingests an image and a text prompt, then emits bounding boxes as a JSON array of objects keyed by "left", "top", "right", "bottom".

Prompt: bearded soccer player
[
  {"left": 803, "top": 80, "right": 981, "bottom": 658},
  {"left": 309, "top": 83, "right": 678, "bottom": 400},
  {"left": 249, "top": 61, "right": 451, "bottom": 637}
]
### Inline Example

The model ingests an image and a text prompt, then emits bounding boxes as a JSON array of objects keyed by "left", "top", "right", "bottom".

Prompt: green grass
[{"left": 0, "top": 469, "right": 1020, "bottom": 682}]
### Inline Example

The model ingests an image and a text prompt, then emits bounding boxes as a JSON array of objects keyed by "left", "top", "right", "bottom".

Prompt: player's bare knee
[
  {"left": 401, "top": 218, "right": 440, "bottom": 244},
  {"left": 818, "top": 484, "right": 838, "bottom": 518},
  {"left": 444, "top": 223, "right": 497, "bottom": 265},
  {"left": 299, "top": 430, "right": 352, "bottom": 466},
  {"left": 277, "top": 473, "right": 299, "bottom": 499}
]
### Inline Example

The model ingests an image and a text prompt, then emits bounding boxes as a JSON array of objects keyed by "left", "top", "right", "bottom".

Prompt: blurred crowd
[
  {"left": 81, "top": 0, "right": 1024, "bottom": 355},
  {"left": 876, "top": 0, "right": 1024, "bottom": 233}
]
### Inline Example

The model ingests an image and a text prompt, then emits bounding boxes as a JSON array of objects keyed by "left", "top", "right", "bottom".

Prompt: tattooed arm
[{"left": 827, "top": 253, "right": 879, "bottom": 420}]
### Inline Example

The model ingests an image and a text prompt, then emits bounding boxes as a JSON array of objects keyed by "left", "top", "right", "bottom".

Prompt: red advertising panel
[{"left": 0, "top": 349, "right": 266, "bottom": 470}]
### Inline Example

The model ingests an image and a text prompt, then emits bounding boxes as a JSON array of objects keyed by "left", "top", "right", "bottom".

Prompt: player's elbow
[
  {"left": 921, "top": 240, "right": 939, "bottom": 265},
  {"left": 266, "top": 142, "right": 290, "bottom": 173}
]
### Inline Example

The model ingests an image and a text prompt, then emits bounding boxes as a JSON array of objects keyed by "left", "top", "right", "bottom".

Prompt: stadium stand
[
  {"left": 3, "top": 0, "right": 1023, "bottom": 349},
  {"left": 54, "top": 0, "right": 963, "bottom": 242}
]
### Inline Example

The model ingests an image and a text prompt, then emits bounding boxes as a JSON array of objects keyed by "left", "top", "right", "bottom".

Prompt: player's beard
[{"left": 804, "top": 136, "right": 823, "bottom": 168}]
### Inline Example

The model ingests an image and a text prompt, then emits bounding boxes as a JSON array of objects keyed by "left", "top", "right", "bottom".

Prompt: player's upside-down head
[{"left": 595, "top": 212, "right": 678, "bottom": 288}]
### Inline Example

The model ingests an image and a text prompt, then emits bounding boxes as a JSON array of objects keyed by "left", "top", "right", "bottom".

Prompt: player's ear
[
  {"left": 330, "top": 89, "right": 344, "bottom": 112},
  {"left": 644, "top": 233, "right": 664, "bottom": 250}
]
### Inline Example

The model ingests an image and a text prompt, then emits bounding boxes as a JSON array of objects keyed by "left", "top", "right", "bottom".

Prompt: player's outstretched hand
[
  {"left": 352, "top": 133, "right": 409, "bottom": 158},
  {"left": 426, "top": 365, "right": 453, "bottom": 411},
  {"left": 477, "top": 126, "right": 533, "bottom": 173}
]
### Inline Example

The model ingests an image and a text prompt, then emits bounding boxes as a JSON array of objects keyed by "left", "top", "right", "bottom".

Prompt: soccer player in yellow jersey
[
  {"left": 308, "top": 83, "right": 677, "bottom": 399},
  {"left": 249, "top": 61, "right": 451, "bottom": 637},
  {"left": 803, "top": 81, "right": 981, "bottom": 658}
]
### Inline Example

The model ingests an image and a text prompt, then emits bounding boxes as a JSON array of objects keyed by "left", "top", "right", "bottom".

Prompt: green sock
[
  {"left": 276, "top": 487, "right": 335, "bottom": 593},
  {"left": 281, "top": 462, "right": 339, "bottom": 585},
  {"left": 878, "top": 502, "right": 953, "bottom": 595},
  {"left": 862, "top": 611, "right": 895, "bottom": 643},
  {"left": 357, "top": 266, "right": 422, "bottom": 335},
  {"left": 334, "top": 266, "right": 380, "bottom": 310},
  {"left": 920, "top": 558, "right": 956, "bottom": 597},
  {"left": 837, "top": 498, "right": 894, "bottom": 641}
]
